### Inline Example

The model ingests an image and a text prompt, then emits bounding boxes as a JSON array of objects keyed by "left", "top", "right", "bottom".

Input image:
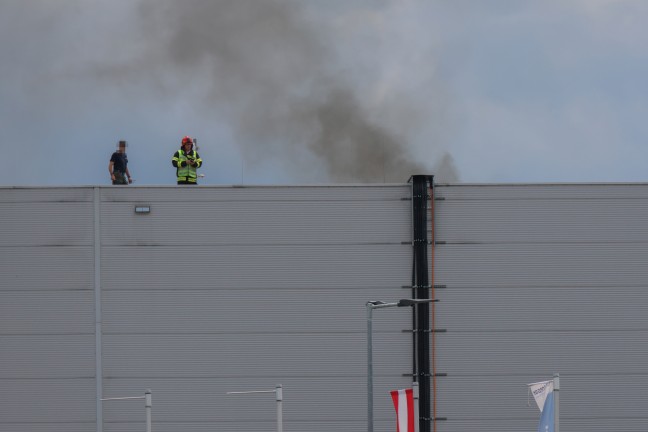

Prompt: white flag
[{"left": 528, "top": 380, "right": 553, "bottom": 412}]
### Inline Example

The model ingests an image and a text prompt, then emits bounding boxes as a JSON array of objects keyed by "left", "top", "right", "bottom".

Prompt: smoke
[
  {"left": 131, "top": 0, "right": 458, "bottom": 182},
  {"left": 0, "top": 0, "right": 459, "bottom": 185},
  {"left": 304, "top": 87, "right": 424, "bottom": 182},
  {"left": 432, "top": 152, "right": 460, "bottom": 183}
]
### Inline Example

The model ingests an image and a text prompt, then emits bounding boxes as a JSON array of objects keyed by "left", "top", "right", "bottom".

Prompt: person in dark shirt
[{"left": 108, "top": 140, "right": 132, "bottom": 185}]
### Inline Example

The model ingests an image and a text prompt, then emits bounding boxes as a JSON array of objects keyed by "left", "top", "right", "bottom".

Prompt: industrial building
[{"left": 1, "top": 179, "right": 648, "bottom": 432}]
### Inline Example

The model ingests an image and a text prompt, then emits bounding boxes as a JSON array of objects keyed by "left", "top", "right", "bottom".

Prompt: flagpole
[
  {"left": 553, "top": 373, "right": 560, "bottom": 432},
  {"left": 413, "top": 382, "right": 420, "bottom": 432}
]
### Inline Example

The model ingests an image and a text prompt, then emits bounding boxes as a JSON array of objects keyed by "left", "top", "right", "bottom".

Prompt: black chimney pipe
[{"left": 410, "top": 175, "right": 434, "bottom": 432}]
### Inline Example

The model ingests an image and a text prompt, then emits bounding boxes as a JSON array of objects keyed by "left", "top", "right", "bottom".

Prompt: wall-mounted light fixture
[{"left": 134, "top": 206, "right": 151, "bottom": 214}]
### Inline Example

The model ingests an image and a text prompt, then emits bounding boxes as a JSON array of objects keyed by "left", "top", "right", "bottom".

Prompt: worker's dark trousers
[{"left": 112, "top": 172, "right": 129, "bottom": 185}]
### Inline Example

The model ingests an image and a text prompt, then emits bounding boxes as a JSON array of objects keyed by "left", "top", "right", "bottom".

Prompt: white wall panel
[
  {"left": 435, "top": 243, "right": 648, "bottom": 286},
  {"left": 432, "top": 184, "right": 648, "bottom": 432},
  {"left": 436, "top": 198, "right": 648, "bottom": 243},
  {"left": 102, "top": 375, "right": 411, "bottom": 425},
  {"left": 434, "top": 286, "right": 648, "bottom": 331},
  {"left": 0, "top": 188, "right": 98, "bottom": 432},
  {"left": 0, "top": 246, "right": 94, "bottom": 291},
  {"left": 0, "top": 423, "right": 94, "bottom": 432},
  {"left": 101, "top": 200, "right": 411, "bottom": 246},
  {"left": 102, "top": 333, "right": 409, "bottom": 378},
  {"left": 437, "top": 418, "right": 648, "bottom": 432},
  {"left": 435, "top": 331, "right": 648, "bottom": 375},
  {"left": 434, "top": 182, "right": 648, "bottom": 200},
  {"left": 0, "top": 187, "right": 93, "bottom": 203},
  {"left": 18, "top": 183, "right": 648, "bottom": 431},
  {"left": 0, "top": 335, "right": 95, "bottom": 378},
  {"left": 104, "top": 421, "right": 369, "bottom": 432},
  {"left": 434, "top": 375, "right": 648, "bottom": 429},
  {"left": 100, "top": 184, "right": 411, "bottom": 203},
  {"left": 101, "top": 244, "right": 410, "bottom": 290},
  {"left": 0, "top": 291, "right": 94, "bottom": 334},
  {"left": 0, "top": 379, "right": 95, "bottom": 423},
  {"left": 2, "top": 184, "right": 414, "bottom": 432},
  {"left": 102, "top": 288, "right": 411, "bottom": 334},
  {"left": 0, "top": 203, "right": 93, "bottom": 246}
]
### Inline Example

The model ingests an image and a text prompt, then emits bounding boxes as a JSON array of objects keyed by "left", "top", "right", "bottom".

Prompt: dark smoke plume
[{"left": 131, "top": 0, "right": 458, "bottom": 183}]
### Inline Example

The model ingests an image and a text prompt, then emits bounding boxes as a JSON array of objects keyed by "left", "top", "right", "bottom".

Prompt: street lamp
[
  {"left": 366, "top": 298, "right": 438, "bottom": 432},
  {"left": 101, "top": 389, "right": 152, "bottom": 432},
  {"left": 227, "top": 384, "right": 283, "bottom": 432}
]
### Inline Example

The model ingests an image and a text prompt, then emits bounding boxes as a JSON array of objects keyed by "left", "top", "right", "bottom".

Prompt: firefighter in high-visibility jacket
[{"left": 172, "top": 136, "right": 203, "bottom": 185}]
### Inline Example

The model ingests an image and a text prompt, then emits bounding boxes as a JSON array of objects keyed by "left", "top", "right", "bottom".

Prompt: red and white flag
[{"left": 390, "top": 388, "right": 415, "bottom": 432}]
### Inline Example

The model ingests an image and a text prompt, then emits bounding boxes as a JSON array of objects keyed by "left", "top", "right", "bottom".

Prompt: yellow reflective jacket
[{"left": 172, "top": 149, "right": 202, "bottom": 183}]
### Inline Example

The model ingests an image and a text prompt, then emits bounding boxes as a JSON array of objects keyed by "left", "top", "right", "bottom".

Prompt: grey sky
[{"left": 1, "top": 0, "right": 646, "bottom": 186}]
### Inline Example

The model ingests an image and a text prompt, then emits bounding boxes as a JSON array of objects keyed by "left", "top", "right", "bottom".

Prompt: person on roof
[
  {"left": 172, "top": 136, "right": 203, "bottom": 185},
  {"left": 108, "top": 140, "right": 133, "bottom": 185}
]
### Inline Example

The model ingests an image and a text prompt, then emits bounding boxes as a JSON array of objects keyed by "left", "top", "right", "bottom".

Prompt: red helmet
[{"left": 181, "top": 136, "right": 193, "bottom": 146}]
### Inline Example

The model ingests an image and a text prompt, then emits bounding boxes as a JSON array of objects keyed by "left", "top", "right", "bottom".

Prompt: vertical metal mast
[{"left": 411, "top": 175, "right": 434, "bottom": 432}]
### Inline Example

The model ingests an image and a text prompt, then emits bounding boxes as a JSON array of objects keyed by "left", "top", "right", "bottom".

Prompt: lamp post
[
  {"left": 101, "top": 389, "right": 152, "bottom": 432},
  {"left": 366, "top": 299, "right": 438, "bottom": 432},
  {"left": 554, "top": 373, "right": 560, "bottom": 432},
  {"left": 227, "top": 384, "right": 283, "bottom": 432}
]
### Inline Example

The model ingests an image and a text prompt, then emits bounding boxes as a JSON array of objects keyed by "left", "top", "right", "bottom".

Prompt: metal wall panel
[
  {"left": 0, "top": 291, "right": 94, "bottom": 334},
  {"left": 101, "top": 244, "right": 410, "bottom": 290},
  {"left": 102, "top": 333, "right": 409, "bottom": 378},
  {"left": 434, "top": 286, "right": 648, "bottom": 331},
  {"left": 0, "top": 379, "right": 96, "bottom": 424},
  {"left": 101, "top": 200, "right": 411, "bottom": 246},
  {"left": 0, "top": 202, "right": 93, "bottom": 246},
  {"left": 100, "top": 184, "right": 411, "bottom": 203},
  {"left": 436, "top": 198, "right": 648, "bottom": 243},
  {"left": 0, "top": 188, "right": 97, "bottom": 432},
  {"left": 1, "top": 185, "right": 413, "bottom": 431},
  {"left": 101, "top": 376, "right": 412, "bottom": 427},
  {"left": 434, "top": 331, "right": 648, "bottom": 376},
  {"left": 94, "top": 185, "right": 415, "bottom": 432},
  {"left": 434, "top": 182, "right": 648, "bottom": 200},
  {"left": 102, "top": 421, "right": 371, "bottom": 432},
  {"left": 0, "top": 423, "right": 95, "bottom": 432},
  {"left": 432, "top": 375, "right": 648, "bottom": 431},
  {"left": 436, "top": 419, "right": 648, "bottom": 432},
  {"left": 0, "top": 335, "right": 95, "bottom": 378},
  {"left": 432, "top": 184, "right": 648, "bottom": 432},
  {"left": 102, "top": 288, "right": 412, "bottom": 334},
  {"left": 0, "top": 186, "right": 93, "bottom": 203},
  {"left": 0, "top": 246, "right": 94, "bottom": 291},
  {"left": 436, "top": 243, "right": 648, "bottom": 286},
  {"left": 10, "top": 182, "right": 648, "bottom": 432}
]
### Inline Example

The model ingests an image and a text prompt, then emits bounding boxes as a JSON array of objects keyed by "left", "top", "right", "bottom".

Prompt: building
[{"left": 1, "top": 180, "right": 648, "bottom": 432}]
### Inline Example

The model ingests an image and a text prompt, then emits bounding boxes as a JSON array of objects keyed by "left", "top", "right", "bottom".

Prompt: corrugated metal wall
[
  {"left": 1, "top": 185, "right": 415, "bottom": 432},
  {"left": 4, "top": 183, "right": 648, "bottom": 432},
  {"left": 432, "top": 183, "right": 648, "bottom": 432},
  {"left": 0, "top": 188, "right": 96, "bottom": 432}
]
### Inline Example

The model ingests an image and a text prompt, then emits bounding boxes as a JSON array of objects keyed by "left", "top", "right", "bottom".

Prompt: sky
[{"left": 1, "top": 0, "right": 648, "bottom": 186}]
